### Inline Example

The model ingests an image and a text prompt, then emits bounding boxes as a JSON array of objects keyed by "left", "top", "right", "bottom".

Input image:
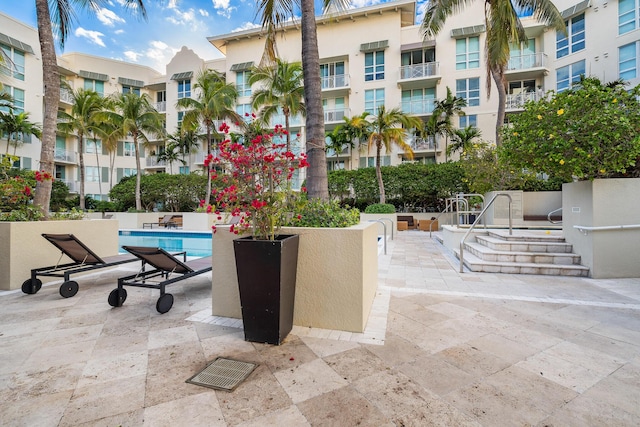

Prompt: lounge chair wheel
[
  {"left": 21, "top": 278, "right": 42, "bottom": 294},
  {"left": 59, "top": 281, "right": 79, "bottom": 298},
  {"left": 156, "top": 293, "right": 174, "bottom": 314},
  {"left": 108, "top": 288, "right": 127, "bottom": 307}
]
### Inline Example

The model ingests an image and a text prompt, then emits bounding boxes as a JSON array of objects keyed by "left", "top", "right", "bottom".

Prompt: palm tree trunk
[
  {"left": 300, "top": 0, "right": 328, "bottom": 201},
  {"left": 134, "top": 136, "right": 142, "bottom": 211},
  {"left": 94, "top": 137, "right": 102, "bottom": 199},
  {"left": 491, "top": 66, "right": 507, "bottom": 146},
  {"left": 205, "top": 125, "right": 212, "bottom": 206},
  {"left": 34, "top": 0, "right": 59, "bottom": 218},
  {"left": 284, "top": 112, "right": 291, "bottom": 152},
  {"left": 376, "top": 141, "right": 385, "bottom": 204},
  {"left": 109, "top": 152, "right": 115, "bottom": 193},
  {"left": 78, "top": 134, "right": 85, "bottom": 210}
]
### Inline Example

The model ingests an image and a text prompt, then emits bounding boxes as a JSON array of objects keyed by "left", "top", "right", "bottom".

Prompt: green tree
[
  {"left": 250, "top": 58, "right": 305, "bottom": 152},
  {"left": 325, "top": 113, "right": 372, "bottom": 171},
  {"left": 366, "top": 106, "right": 422, "bottom": 204},
  {"left": 33, "top": 0, "right": 148, "bottom": 218},
  {"left": 422, "top": 0, "right": 564, "bottom": 145},
  {"left": 176, "top": 69, "right": 241, "bottom": 205},
  {"left": 57, "top": 88, "right": 105, "bottom": 210},
  {"left": 0, "top": 111, "right": 42, "bottom": 155},
  {"left": 157, "top": 141, "right": 186, "bottom": 174},
  {"left": 433, "top": 87, "right": 467, "bottom": 162},
  {"left": 448, "top": 125, "right": 482, "bottom": 158},
  {"left": 96, "top": 92, "right": 165, "bottom": 211},
  {"left": 500, "top": 77, "right": 640, "bottom": 181}
]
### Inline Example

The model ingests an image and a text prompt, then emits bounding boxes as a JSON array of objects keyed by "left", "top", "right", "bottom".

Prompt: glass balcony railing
[
  {"left": 507, "top": 53, "right": 546, "bottom": 71},
  {"left": 409, "top": 137, "right": 437, "bottom": 151},
  {"left": 145, "top": 157, "right": 166, "bottom": 167},
  {"left": 324, "top": 108, "right": 348, "bottom": 123},
  {"left": 60, "top": 87, "right": 73, "bottom": 104},
  {"left": 506, "top": 91, "right": 545, "bottom": 109},
  {"left": 154, "top": 101, "right": 166, "bottom": 113},
  {"left": 54, "top": 149, "right": 76, "bottom": 164},
  {"left": 400, "top": 99, "right": 436, "bottom": 115},
  {"left": 321, "top": 74, "right": 349, "bottom": 90}
]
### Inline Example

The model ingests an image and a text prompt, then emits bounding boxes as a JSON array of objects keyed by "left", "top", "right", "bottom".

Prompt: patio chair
[
  {"left": 143, "top": 215, "right": 177, "bottom": 229},
  {"left": 22, "top": 234, "right": 140, "bottom": 298},
  {"left": 109, "top": 246, "right": 212, "bottom": 314}
]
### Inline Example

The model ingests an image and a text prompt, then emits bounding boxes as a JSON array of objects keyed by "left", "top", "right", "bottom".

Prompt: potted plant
[{"left": 207, "top": 119, "right": 309, "bottom": 344}]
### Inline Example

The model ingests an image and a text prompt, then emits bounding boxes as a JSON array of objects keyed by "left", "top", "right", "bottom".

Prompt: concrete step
[
  {"left": 487, "top": 229, "right": 567, "bottom": 243},
  {"left": 475, "top": 235, "right": 574, "bottom": 254},
  {"left": 456, "top": 250, "right": 590, "bottom": 277},
  {"left": 464, "top": 241, "right": 581, "bottom": 265}
]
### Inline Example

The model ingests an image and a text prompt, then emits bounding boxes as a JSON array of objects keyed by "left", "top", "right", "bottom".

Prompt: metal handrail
[
  {"left": 369, "top": 218, "right": 394, "bottom": 240},
  {"left": 459, "top": 193, "right": 513, "bottom": 273},
  {"left": 547, "top": 207, "right": 562, "bottom": 224},
  {"left": 574, "top": 224, "right": 640, "bottom": 235},
  {"left": 455, "top": 193, "right": 486, "bottom": 227},
  {"left": 429, "top": 202, "right": 455, "bottom": 237},
  {"left": 368, "top": 220, "right": 389, "bottom": 254}
]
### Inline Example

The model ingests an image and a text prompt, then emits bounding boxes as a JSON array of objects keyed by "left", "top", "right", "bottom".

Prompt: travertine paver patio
[{"left": 1, "top": 230, "right": 639, "bottom": 426}]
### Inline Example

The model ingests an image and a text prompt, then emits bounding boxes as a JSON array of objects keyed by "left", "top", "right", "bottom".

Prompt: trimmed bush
[{"left": 364, "top": 203, "right": 396, "bottom": 214}]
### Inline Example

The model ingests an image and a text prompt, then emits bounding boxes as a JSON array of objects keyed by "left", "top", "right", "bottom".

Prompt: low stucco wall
[
  {"left": 212, "top": 222, "right": 379, "bottom": 332},
  {"left": 113, "top": 212, "right": 166, "bottom": 229},
  {"left": 563, "top": 179, "right": 640, "bottom": 278},
  {"left": 0, "top": 219, "right": 119, "bottom": 290}
]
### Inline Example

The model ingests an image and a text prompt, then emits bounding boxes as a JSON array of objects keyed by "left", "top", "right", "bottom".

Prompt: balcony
[
  {"left": 400, "top": 99, "right": 436, "bottom": 116},
  {"left": 59, "top": 180, "right": 78, "bottom": 193},
  {"left": 326, "top": 146, "right": 351, "bottom": 158},
  {"left": 321, "top": 74, "right": 350, "bottom": 96},
  {"left": 324, "top": 108, "right": 348, "bottom": 124},
  {"left": 54, "top": 149, "right": 76, "bottom": 165},
  {"left": 145, "top": 157, "right": 166, "bottom": 168},
  {"left": 398, "top": 62, "right": 441, "bottom": 89},
  {"left": 408, "top": 137, "right": 438, "bottom": 152},
  {"left": 268, "top": 114, "right": 303, "bottom": 129},
  {"left": 505, "top": 91, "right": 545, "bottom": 110},
  {"left": 506, "top": 53, "right": 548, "bottom": 80},
  {"left": 60, "top": 87, "right": 74, "bottom": 105},
  {"left": 154, "top": 101, "right": 166, "bottom": 113}
]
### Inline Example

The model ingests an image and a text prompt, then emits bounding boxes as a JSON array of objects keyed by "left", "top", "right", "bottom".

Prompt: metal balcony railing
[
  {"left": 507, "top": 52, "right": 546, "bottom": 71},
  {"left": 54, "top": 149, "right": 76, "bottom": 164},
  {"left": 145, "top": 157, "right": 166, "bottom": 167},
  {"left": 409, "top": 137, "right": 437, "bottom": 151},
  {"left": 154, "top": 101, "right": 166, "bottom": 112},
  {"left": 321, "top": 74, "right": 349, "bottom": 90},
  {"left": 399, "top": 62, "right": 439, "bottom": 80},
  {"left": 324, "top": 108, "right": 348, "bottom": 123},
  {"left": 505, "top": 91, "right": 545, "bottom": 109}
]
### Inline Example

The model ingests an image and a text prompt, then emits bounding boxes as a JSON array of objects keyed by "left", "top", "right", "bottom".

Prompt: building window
[
  {"left": 86, "top": 166, "right": 100, "bottom": 182},
  {"left": 619, "top": 0, "right": 639, "bottom": 35},
  {"left": 401, "top": 88, "right": 435, "bottom": 115},
  {"left": 359, "top": 155, "right": 390, "bottom": 168},
  {"left": 401, "top": 48, "right": 436, "bottom": 66},
  {"left": 177, "top": 111, "right": 184, "bottom": 130},
  {"left": 236, "top": 71, "right": 251, "bottom": 97},
  {"left": 0, "top": 86, "right": 25, "bottom": 113},
  {"left": 122, "top": 86, "right": 141, "bottom": 95},
  {"left": 364, "top": 51, "right": 385, "bottom": 81},
  {"left": 459, "top": 114, "right": 477, "bottom": 128},
  {"left": 320, "top": 61, "right": 346, "bottom": 89},
  {"left": 456, "top": 36, "right": 480, "bottom": 70},
  {"left": 557, "top": 13, "right": 585, "bottom": 59},
  {"left": 364, "top": 88, "right": 384, "bottom": 114},
  {"left": 1, "top": 44, "right": 25, "bottom": 81},
  {"left": 556, "top": 60, "right": 585, "bottom": 92},
  {"left": 83, "top": 79, "right": 104, "bottom": 96},
  {"left": 177, "top": 79, "right": 191, "bottom": 99},
  {"left": 179, "top": 166, "right": 190, "bottom": 174},
  {"left": 236, "top": 103, "right": 252, "bottom": 119},
  {"left": 123, "top": 141, "right": 135, "bottom": 157},
  {"left": 86, "top": 139, "right": 102, "bottom": 154},
  {"left": 456, "top": 78, "right": 480, "bottom": 107},
  {"left": 620, "top": 42, "right": 638, "bottom": 81}
]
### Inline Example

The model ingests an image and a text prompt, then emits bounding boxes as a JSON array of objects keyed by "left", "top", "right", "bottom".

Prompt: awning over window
[
  {"left": 450, "top": 24, "right": 486, "bottom": 38},
  {"left": 79, "top": 70, "right": 109, "bottom": 81},
  {"left": 360, "top": 40, "right": 389, "bottom": 52},
  {"left": 0, "top": 33, "right": 34, "bottom": 54},
  {"left": 230, "top": 61, "right": 254, "bottom": 72},
  {"left": 561, "top": 0, "right": 590, "bottom": 19},
  {"left": 400, "top": 41, "right": 436, "bottom": 51},
  {"left": 170, "top": 71, "right": 193, "bottom": 80},
  {"left": 118, "top": 77, "right": 144, "bottom": 87}
]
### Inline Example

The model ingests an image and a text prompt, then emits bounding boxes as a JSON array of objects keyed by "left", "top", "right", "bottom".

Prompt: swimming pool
[{"left": 119, "top": 230, "right": 212, "bottom": 257}]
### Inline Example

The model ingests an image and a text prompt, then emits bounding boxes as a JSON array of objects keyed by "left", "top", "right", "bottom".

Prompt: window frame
[
  {"left": 235, "top": 71, "right": 251, "bottom": 97},
  {"left": 619, "top": 0, "right": 639, "bottom": 35},
  {"left": 364, "top": 88, "right": 385, "bottom": 114},
  {"left": 455, "top": 36, "right": 480, "bottom": 70},
  {"left": 556, "top": 13, "right": 585, "bottom": 59},
  {"left": 619, "top": 42, "right": 639, "bottom": 81},
  {"left": 556, "top": 60, "right": 586, "bottom": 92},
  {"left": 456, "top": 78, "right": 480, "bottom": 107},
  {"left": 177, "top": 79, "right": 191, "bottom": 99},
  {"left": 364, "top": 51, "right": 385, "bottom": 81},
  {"left": 0, "top": 43, "right": 26, "bottom": 81}
]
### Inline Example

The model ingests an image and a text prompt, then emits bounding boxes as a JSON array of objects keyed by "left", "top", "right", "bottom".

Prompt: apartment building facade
[{"left": 1, "top": 0, "right": 639, "bottom": 200}]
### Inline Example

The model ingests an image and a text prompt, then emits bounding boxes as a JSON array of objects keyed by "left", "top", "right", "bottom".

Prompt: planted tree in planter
[{"left": 208, "top": 121, "right": 310, "bottom": 344}]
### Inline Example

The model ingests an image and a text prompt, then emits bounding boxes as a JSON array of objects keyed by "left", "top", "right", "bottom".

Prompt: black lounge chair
[
  {"left": 143, "top": 214, "right": 177, "bottom": 229},
  {"left": 109, "top": 246, "right": 212, "bottom": 314},
  {"left": 22, "top": 234, "right": 140, "bottom": 298}
]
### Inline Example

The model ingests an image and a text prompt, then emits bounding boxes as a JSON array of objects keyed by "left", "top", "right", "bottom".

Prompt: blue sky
[{"left": 0, "top": 0, "right": 424, "bottom": 73}]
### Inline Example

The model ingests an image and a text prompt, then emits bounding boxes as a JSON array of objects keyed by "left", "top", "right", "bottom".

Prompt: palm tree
[
  {"left": 422, "top": 0, "right": 564, "bottom": 145},
  {"left": 433, "top": 87, "right": 467, "bottom": 162},
  {"left": 157, "top": 141, "right": 186, "bottom": 174},
  {"left": 33, "top": 0, "right": 148, "bottom": 217},
  {"left": 57, "top": 88, "right": 104, "bottom": 210},
  {"left": 0, "top": 111, "right": 42, "bottom": 156},
  {"left": 249, "top": 58, "right": 305, "bottom": 152},
  {"left": 96, "top": 92, "right": 164, "bottom": 211},
  {"left": 367, "top": 106, "right": 422, "bottom": 204},
  {"left": 448, "top": 125, "right": 482, "bottom": 158},
  {"left": 256, "top": 0, "right": 348, "bottom": 200},
  {"left": 326, "top": 113, "right": 372, "bottom": 170},
  {"left": 176, "top": 69, "right": 241, "bottom": 205},
  {"left": 166, "top": 128, "right": 200, "bottom": 173}
]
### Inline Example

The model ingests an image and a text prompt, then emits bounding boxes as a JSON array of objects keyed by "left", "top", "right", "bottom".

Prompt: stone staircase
[{"left": 455, "top": 230, "right": 590, "bottom": 276}]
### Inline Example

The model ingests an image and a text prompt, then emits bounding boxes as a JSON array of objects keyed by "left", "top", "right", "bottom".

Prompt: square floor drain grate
[{"left": 186, "top": 357, "right": 257, "bottom": 392}]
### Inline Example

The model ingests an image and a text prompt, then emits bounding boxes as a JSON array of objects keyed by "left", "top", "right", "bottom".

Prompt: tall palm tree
[
  {"left": 256, "top": 0, "right": 348, "bottom": 200},
  {"left": 422, "top": 0, "right": 564, "bottom": 145},
  {"left": 448, "top": 125, "right": 482, "bottom": 158},
  {"left": 176, "top": 69, "right": 241, "bottom": 205},
  {"left": 367, "top": 106, "right": 422, "bottom": 204},
  {"left": 249, "top": 58, "right": 306, "bottom": 152},
  {"left": 166, "top": 128, "right": 200, "bottom": 173},
  {"left": 34, "top": 0, "right": 148, "bottom": 217},
  {"left": 57, "top": 88, "right": 104, "bottom": 210},
  {"left": 326, "top": 113, "right": 371, "bottom": 170},
  {"left": 0, "top": 111, "right": 42, "bottom": 156},
  {"left": 433, "top": 87, "right": 467, "bottom": 162},
  {"left": 96, "top": 92, "right": 164, "bottom": 211},
  {"left": 157, "top": 141, "right": 186, "bottom": 174}
]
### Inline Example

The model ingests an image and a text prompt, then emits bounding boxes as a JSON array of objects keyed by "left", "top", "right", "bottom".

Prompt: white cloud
[
  {"left": 74, "top": 28, "right": 106, "bottom": 47},
  {"left": 198, "top": 9, "right": 209, "bottom": 17},
  {"left": 124, "top": 50, "right": 139, "bottom": 62},
  {"left": 212, "top": 0, "right": 235, "bottom": 19},
  {"left": 96, "top": 7, "right": 126, "bottom": 26},
  {"left": 232, "top": 22, "right": 260, "bottom": 32},
  {"left": 144, "top": 40, "right": 179, "bottom": 71},
  {"left": 114, "top": 29, "right": 125, "bottom": 35}
]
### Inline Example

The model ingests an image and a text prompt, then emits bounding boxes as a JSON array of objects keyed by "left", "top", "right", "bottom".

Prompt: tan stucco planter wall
[
  {"left": 113, "top": 212, "right": 162, "bottom": 229},
  {"left": 0, "top": 219, "right": 119, "bottom": 290},
  {"left": 212, "top": 222, "right": 379, "bottom": 332}
]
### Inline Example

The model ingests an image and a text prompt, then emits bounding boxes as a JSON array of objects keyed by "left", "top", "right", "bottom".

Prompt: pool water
[{"left": 119, "top": 230, "right": 212, "bottom": 257}]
